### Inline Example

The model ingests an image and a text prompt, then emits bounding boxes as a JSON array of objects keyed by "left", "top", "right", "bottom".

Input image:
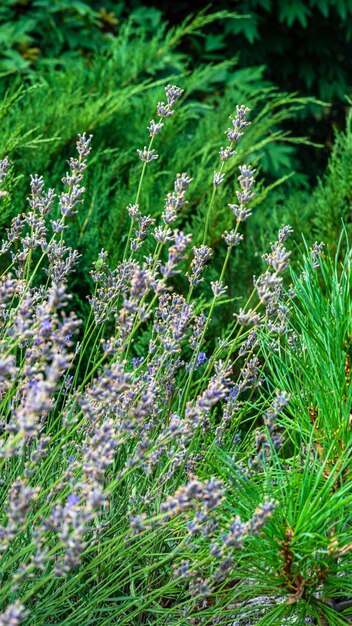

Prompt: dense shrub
[
  {"left": 0, "top": 10, "right": 318, "bottom": 324},
  {"left": 2, "top": 0, "right": 352, "bottom": 104}
]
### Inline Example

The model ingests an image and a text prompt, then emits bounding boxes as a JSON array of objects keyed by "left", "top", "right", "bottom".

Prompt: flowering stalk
[
  {"left": 202, "top": 105, "right": 251, "bottom": 245},
  {"left": 123, "top": 135, "right": 155, "bottom": 262},
  {"left": 123, "top": 84, "right": 184, "bottom": 261}
]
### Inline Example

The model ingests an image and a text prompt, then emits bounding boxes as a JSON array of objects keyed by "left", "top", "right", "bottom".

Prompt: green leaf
[
  {"left": 204, "top": 33, "right": 226, "bottom": 52},
  {"left": 310, "top": 0, "right": 330, "bottom": 18},
  {"left": 279, "top": 0, "right": 312, "bottom": 27},
  {"left": 229, "top": 14, "right": 260, "bottom": 43}
]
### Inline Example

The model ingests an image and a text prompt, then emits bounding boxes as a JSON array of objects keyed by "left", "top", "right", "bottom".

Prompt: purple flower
[
  {"left": 227, "top": 386, "right": 239, "bottom": 401},
  {"left": 213, "top": 171, "right": 225, "bottom": 187},
  {"left": 136, "top": 147, "right": 159, "bottom": 163},
  {"left": 0, "top": 156, "right": 11, "bottom": 185},
  {"left": 66, "top": 494, "right": 80, "bottom": 506},
  {"left": 40, "top": 318, "right": 51, "bottom": 333},
  {"left": 165, "top": 84, "right": 184, "bottom": 107},
  {"left": 64, "top": 375, "right": 74, "bottom": 391},
  {"left": 225, "top": 105, "right": 251, "bottom": 143},
  {"left": 132, "top": 357, "right": 144, "bottom": 369},
  {"left": 147, "top": 120, "right": 164, "bottom": 136},
  {"left": 0, "top": 602, "right": 29, "bottom": 625},
  {"left": 196, "top": 352, "right": 207, "bottom": 368},
  {"left": 228, "top": 164, "right": 256, "bottom": 223},
  {"left": 187, "top": 245, "right": 212, "bottom": 286}
]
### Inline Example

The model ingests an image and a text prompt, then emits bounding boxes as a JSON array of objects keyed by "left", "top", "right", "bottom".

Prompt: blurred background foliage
[{"left": 0, "top": 0, "right": 351, "bottom": 321}]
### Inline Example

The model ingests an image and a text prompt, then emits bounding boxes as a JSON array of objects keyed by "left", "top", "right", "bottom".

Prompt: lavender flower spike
[
  {"left": 0, "top": 156, "right": 11, "bottom": 184},
  {"left": 0, "top": 602, "right": 29, "bottom": 626},
  {"left": 165, "top": 84, "right": 184, "bottom": 107},
  {"left": 229, "top": 164, "right": 256, "bottom": 222},
  {"left": 156, "top": 85, "right": 184, "bottom": 119},
  {"left": 187, "top": 245, "right": 212, "bottom": 286},
  {"left": 225, "top": 104, "right": 251, "bottom": 143},
  {"left": 147, "top": 120, "right": 164, "bottom": 137},
  {"left": 213, "top": 171, "right": 225, "bottom": 187},
  {"left": 136, "top": 147, "right": 159, "bottom": 163},
  {"left": 76, "top": 132, "right": 93, "bottom": 159}
]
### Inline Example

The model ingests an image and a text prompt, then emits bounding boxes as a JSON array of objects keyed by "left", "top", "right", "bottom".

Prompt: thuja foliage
[
  {"left": 312, "top": 108, "right": 352, "bottom": 248},
  {"left": 5, "top": 0, "right": 351, "bottom": 104},
  {"left": 0, "top": 8, "right": 318, "bottom": 300},
  {"left": 0, "top": 83, "right": 350, "bottom": 626}
]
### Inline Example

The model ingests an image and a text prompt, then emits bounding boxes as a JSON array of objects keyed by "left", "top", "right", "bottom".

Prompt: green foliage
[
  {"left": 0, "top": 0, "right": 113, "bottom": 74},
  {"left": 222, "top": 0, "right": 352, "bottom": 101},
  {"left": 0, "top": 6, "right": 352, "bottom": 624},
  {"left": 150, "top": 0, "right": 351, "bottom": 103},
  {"left": 312, "top": 107, "right": 352, "bottom": 247},
  {"left": 263, "top": 235, "right": 352, "bottom": 457},
  {"left": 2, "top": 110, "right": 351, "bottom": 623},
  {"left": 244, "top": 105, "right": 352, "bottom": 274},
  {"left": 231, "top": 240, "right": 352, "bottom": 625},
  {"left": 0, "top": 10, "right": 318, "bottom": 321}
]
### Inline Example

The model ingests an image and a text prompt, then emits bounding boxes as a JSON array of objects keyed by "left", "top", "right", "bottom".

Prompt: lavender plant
[{"left": 0, "top": 84, "right": 346, "bottom": 626}]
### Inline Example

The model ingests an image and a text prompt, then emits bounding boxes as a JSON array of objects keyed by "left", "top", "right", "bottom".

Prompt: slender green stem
[
  {"left": 202, "top": 140, "right": 235, "bottom": 245},
  {"left": 180, "top": 245, "right": 232, "bottom": 414},
  {"left": 123, "top": 136, "right": 155, "bottom": 261},
  {"left": 202, "top": 184, "right": 217, "bottom": 246}
]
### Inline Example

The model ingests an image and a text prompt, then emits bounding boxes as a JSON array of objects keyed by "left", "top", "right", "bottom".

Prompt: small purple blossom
[
  {"left": 223, "top": 229, "right": 244, "bottom": 248},
  {"left": 136, "top": 147, "right": 159, "bottom": 163},
  {"left": 196, "top": 352, "right": 207, "bottom": 368},
  {"left": 219, "top": 146, "right": 236, "bottom": 161},
  {"left": 0, "top": 156, "right": 11, "bottom": 184},
  {"left": 225, "top": 105, "right": 251, "bottom": 143},
  {"left": 213, "top": 171, "right": 225, "bottom": 187},
  {"left": 187, "top": 245, "right": 212, "bottom": 286},
  {"left": 0, "top": 602, "right": 29, "bottom": 626},
  {"left": 132, "top": 356, "right": 144, "bottom": 369},
  {"left": 263, "top": 241, "right": 291, "bottom": 273},
  {"left": 165, "top": 84, "right": 184, "bottom": 107},
  {"left": 228, "top": 164, "right": 256, "bottom": 222},
  {"left": 228, "top": 386, "right": 239, "bottom": 401},
  {"left": 155, "top": 85, "right": 183, "bottom": 120},
  {"left": 66, "top": 494, "right": 80, "bottom": 506},
  {"left": 147, "top": 119, "right": 164, "bottom": 136},
  {"left": 310, "top": 241, "right": 325, "bottom": 268},
  {"left": 211, "top": 280, "right": 227, "bottom": 297},
  {"left": 76, "top": 133, "right": 93, "bottom": 159}
]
